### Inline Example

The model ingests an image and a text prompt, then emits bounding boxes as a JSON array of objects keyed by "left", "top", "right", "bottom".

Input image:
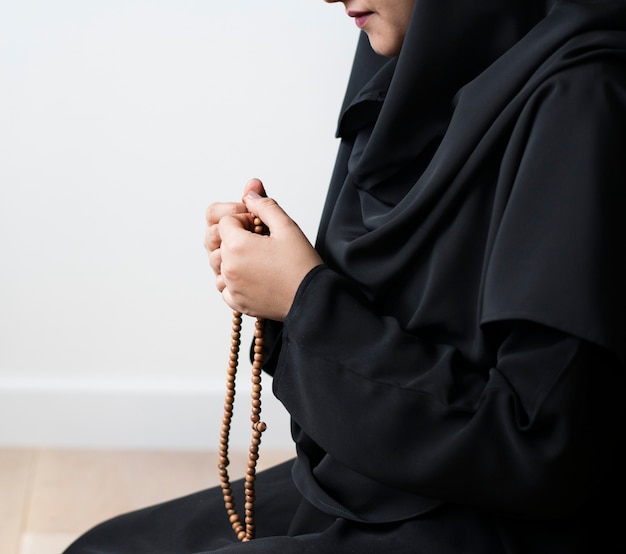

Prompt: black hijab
[{"left": 316, "top": 0, "right": 626, "bottom": 365}]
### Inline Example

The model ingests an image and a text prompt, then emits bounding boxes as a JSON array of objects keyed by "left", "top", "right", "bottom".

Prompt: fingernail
[{"left": 246, "top": 190, "right": 261, "bottom": 199}]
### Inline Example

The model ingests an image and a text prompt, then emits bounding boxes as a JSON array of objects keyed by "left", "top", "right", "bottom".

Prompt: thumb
[
  {"left": 244, "top": 190, "right": 290, "bottom": 231},
  {"left": 242, "top": 177, "right": 266, "bottom": 199}
]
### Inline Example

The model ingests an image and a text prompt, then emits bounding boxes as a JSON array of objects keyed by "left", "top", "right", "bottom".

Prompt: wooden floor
[{"left": 0, "top": 447, "right": 295, "bottom": 554}]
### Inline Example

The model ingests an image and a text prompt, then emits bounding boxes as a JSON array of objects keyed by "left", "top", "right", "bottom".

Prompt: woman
[{"left": 65, "top": 0, "right": 625, "bottom": 552}]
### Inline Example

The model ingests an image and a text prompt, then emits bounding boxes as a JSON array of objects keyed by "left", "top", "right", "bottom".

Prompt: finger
[
  {"left": 215, "top": 274, "right": 226, "bottom": 294},
  {"left": 218, "top": 212, "right": 255, "bottom": 241},
  {"left": 243, "top": 192, "right": 291, "bottom": 232},
  {"left": 208, "top": 248, "right": 222, "bottom": 276},
  {"left": 205, "top": 201, "right": 249, "bottom": 226},
  {"left": 204, "top": 223, "right": 222, "bottom": 253},
  {"left": 242, "top": 178, "right": 266, "bottom": 200}
]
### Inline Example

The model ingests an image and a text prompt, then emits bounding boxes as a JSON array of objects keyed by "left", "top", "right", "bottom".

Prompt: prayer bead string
[{"left": 218, "top": 215, "right": 267, "bottom": 542}]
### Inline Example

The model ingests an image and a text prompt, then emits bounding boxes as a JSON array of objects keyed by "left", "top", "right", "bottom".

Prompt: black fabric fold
[
  {"left": 272, "top": 0, "right": 626, "bottom": 545},
  {"left": 317, "top": 0, "right": 626, "bottom": 363}
]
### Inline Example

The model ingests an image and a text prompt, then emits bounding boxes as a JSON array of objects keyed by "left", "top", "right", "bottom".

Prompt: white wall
[{"left": 0, "top": 0, "right": 357, "bottom": 449}]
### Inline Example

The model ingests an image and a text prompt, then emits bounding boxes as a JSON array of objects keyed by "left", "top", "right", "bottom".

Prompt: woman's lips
[{"left": 348, "top": 11, "right": 374, "bottom": 29}]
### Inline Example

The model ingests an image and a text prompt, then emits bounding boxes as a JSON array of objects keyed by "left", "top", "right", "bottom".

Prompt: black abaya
[{"left": 64, "top": 1, "right": 626, "bottom": 552}]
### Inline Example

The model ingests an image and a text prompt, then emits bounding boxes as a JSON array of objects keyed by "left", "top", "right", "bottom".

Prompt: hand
[
  {"left": 205, "top": 179, "right": 323, "bottom": 321},
  {"left": 204, "top": 178, "right": 265, "bottom": 284}
]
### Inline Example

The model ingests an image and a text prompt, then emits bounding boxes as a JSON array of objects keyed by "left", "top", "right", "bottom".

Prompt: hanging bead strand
[{"left": 218, "top": 214, "right": 267, "bottom": 542}]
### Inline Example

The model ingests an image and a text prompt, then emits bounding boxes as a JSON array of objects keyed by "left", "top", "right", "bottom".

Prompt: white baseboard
[{"left": 0, "top": 378, "right": 293, "bottom": 450}]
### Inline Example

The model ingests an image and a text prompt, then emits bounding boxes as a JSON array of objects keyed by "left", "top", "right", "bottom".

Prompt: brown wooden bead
[{"left": 218, "top": 219, "right": 267, "bottom": 542}]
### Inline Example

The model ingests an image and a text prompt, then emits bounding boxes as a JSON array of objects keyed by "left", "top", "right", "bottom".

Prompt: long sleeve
[{"left": 272, "top": 265, "right": 623, "bottom": 521}]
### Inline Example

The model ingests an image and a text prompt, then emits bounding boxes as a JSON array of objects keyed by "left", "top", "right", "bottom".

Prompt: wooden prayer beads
[{"left": 218, "top": 215, "right": 267, "bottom": 542}]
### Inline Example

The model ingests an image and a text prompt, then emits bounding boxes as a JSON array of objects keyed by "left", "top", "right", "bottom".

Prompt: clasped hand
[{"left": 204, "top": 178, "right": 323, "bottom": 321}]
